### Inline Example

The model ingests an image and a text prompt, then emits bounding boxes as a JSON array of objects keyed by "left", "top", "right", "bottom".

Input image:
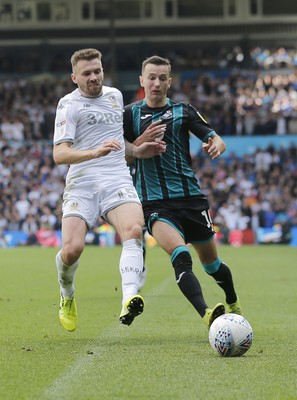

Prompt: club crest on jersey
[
  {"left": 108, "top": 96, "right": 120, "bottom": 109},
  {"left": 161, "top": 110, "right": 172, "bottom": 121}
]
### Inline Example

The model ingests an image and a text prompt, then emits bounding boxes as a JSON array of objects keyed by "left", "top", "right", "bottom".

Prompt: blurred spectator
[
  {"left": 14, "top": 192, "right": 30, "bottom": 224},
  {"left": 22, "top": 213, "right": 39, "bottom": 245}
]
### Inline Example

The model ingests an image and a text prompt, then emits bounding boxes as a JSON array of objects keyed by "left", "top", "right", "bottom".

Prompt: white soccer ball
[{"left": 209, "top": 313, "right": 253, "bottom": 357}]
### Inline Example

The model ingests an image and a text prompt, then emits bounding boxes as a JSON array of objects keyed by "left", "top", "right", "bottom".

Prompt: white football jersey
[{"left": 53, "top": 86, "right": 128, "bottom": 180}]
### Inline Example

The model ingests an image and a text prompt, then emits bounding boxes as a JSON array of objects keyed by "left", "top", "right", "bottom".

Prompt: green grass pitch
[{"left": 0, "top": 245, "right": 296, "bottom": 400}]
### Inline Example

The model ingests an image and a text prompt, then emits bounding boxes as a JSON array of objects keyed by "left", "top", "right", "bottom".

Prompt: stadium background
[{"left": 0, "top": 0, "right": 297, "bottom": 247}]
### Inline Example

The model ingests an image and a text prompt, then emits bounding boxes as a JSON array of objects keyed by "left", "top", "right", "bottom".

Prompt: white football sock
[
  {"left": 119, "top": 239, "right": 143, "bottom": 305},
  {"left": 56, "top": 250, "right": 79, "bottom": 299}
]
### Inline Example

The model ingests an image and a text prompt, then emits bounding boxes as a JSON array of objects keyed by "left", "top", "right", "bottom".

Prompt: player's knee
[
  {"left": 171, "top": 245, "right": 192, "bottom": 273},
  {"left": 62, "top": 241, "right": 84, "bottom": 266},
  {"left": 127, "top": 222, "right": 143, "bottom": 241}
]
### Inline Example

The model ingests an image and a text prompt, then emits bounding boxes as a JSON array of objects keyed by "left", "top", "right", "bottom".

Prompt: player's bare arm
[
  {"left": 133, "top": 120, "right": 167, "bottom": 146},
  {"left": 202, "top": 134, "right": 226, "bottom": 159},
  {"left": 53, "top": 140, "right": 122, "bottom": 165},
  {"left": 125, "top": 139, "right": 166, "bottom": 162}
]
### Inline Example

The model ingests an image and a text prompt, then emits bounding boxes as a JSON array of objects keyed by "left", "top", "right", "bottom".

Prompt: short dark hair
[
  {"left": 141, "top": 55, "right": 171, "bottom": 74},
  {"left": 71, "top": 48, "right": 102, "bottom": 70}
]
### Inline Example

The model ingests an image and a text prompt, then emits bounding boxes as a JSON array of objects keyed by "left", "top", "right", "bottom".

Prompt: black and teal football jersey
[{"left": 123, "top": 98, "right": 215, "bottom": 202}]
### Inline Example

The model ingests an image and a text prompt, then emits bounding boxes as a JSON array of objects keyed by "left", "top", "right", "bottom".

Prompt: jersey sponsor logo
[
  {"left": 140, "top": 114, "right": 152, "bottom": 120},
  {"left": 87, "top": 112, "right": 122, "bottom": 125}
]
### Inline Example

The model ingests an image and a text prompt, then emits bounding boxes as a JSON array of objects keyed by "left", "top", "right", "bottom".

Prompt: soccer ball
[{"left": 209, "top": 313, "right": 253, "bottom": 357}]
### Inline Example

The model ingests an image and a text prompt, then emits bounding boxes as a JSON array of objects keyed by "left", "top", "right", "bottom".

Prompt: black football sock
[
  {"left": 172, "top": 248, "right": 207, "bottom": 317},
  {"left": 209, "top": 262, "right": 237, "bottom": 304}
]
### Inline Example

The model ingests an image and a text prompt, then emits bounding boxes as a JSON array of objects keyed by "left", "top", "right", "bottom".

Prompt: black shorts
[{"left": 142, "top": 196, "right": 215, "bottom": 243}]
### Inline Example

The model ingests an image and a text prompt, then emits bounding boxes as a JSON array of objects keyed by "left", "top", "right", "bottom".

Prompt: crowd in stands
[
  {"left": 168, "top": 47, "right": 297, "bottom": 137},
  {"left": 2, "top": 44, "right": 297, "bottom": 73},
  {"left": 1, "top": 134, "right": 296, "bottom": 246},
  {"left": 194, "top": 143, "right": 297, "bottom": 244},
  {"left": 2, "top": 45, "right": 297, "bottom": 141},
  {"left": 170, "top": 69, "right": 297, "bottom": 137},
  {"left": 131, "top": 46, "right": 297, "bottom": 136},
  {"left": 0, "top": 45, "right": 297, "bottom": 245}
]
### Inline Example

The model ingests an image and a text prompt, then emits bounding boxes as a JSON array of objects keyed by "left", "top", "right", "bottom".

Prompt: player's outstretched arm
[{"left": 53, "top": 140, "right": 122, "bottom": 165}]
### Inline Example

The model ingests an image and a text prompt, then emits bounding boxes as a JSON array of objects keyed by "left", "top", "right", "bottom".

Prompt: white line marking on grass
[{"left": 41, "top": 276, "right": 173, "bottom": 400}]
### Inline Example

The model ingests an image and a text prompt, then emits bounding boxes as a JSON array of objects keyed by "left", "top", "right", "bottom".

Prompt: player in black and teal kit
[{"left": 124, "top": 55, "right": 242, "bottom": 330}]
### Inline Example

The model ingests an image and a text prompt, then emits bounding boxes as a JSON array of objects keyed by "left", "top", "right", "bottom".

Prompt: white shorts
[{"left": 62, "top": 173, "right": 141, "bottom": 228}]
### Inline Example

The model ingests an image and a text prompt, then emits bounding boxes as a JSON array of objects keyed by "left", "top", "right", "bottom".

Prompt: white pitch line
[{"left": 41, "top": 275, "right": 173, "bottom": 400}]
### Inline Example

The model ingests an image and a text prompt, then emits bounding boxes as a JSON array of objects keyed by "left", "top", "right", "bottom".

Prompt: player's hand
[
  {"left": 92, "top": 140, "right": 122, "bottom": 158},
  {"left": 134, "top": 141, "right": 167, "bottom": 159},
  {"left": 202, "top": 137, "right": 225, "bottom": 159},
  {"left": 137, "top": 120, "right": 167, "bottom": 144}
]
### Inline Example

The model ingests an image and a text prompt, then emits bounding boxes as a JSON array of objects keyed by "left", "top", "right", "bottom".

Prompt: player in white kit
[{"left": 53, "top": 48, "right": 165, "bottom": 331}]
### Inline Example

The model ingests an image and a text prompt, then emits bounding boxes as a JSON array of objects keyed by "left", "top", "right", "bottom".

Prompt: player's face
[
  {"left": 71, "top": 58, "right": 104, "bottom": 97},
  {"left": 140, "top": 63, "right": 172, "bottom": 107}
]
